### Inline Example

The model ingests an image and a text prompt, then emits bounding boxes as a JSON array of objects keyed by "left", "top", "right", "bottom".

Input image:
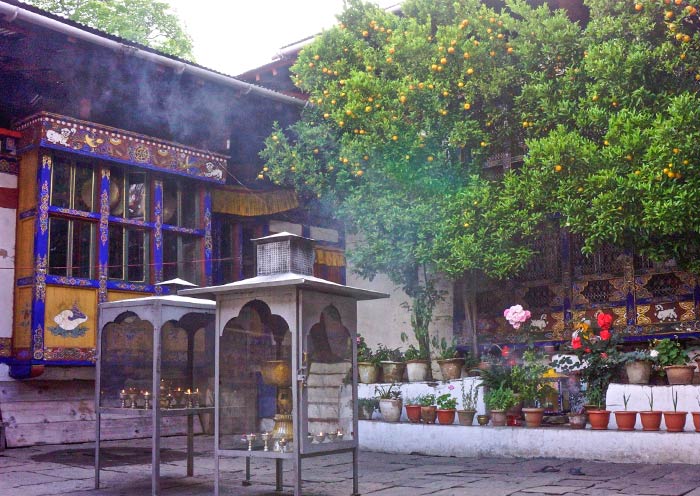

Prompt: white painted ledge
[{"left": 359, "top": 420, "right": 700, "bottom": 464}]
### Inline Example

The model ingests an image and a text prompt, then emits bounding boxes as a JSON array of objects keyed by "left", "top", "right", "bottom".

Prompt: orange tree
[{"left": 260, "top": 0, "right": 700, "bottom": 337}]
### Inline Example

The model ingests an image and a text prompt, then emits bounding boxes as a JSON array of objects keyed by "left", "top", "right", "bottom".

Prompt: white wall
[
  {"left": 345, "top": 234, "right": 455, "bottom": 356},
  {"left": 0, "top": 173, "right": 17, "bottom": 343}
]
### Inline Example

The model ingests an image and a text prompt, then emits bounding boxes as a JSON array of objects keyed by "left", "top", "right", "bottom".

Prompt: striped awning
[{"left": 212, "top": 187, "right": 298, "bottom": 216}]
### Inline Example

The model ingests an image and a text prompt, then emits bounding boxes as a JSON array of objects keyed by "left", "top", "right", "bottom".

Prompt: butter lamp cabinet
[
  {"left": 180, "top": 233, "right": 387, "bottom": 496},
  {"left": 94, "top": 294, "right": 216, "bottom": 495}
]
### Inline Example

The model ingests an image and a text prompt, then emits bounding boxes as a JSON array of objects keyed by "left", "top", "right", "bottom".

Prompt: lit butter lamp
[{"left": 261, "top": 360, "right": 293, "bottom": 441}]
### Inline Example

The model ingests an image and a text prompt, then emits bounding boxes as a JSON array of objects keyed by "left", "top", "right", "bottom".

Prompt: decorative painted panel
[
  {"left": 43, "top": 286, "right": 97, "bottom": 350},
  {"left": 16, "top": 112, "right": 227, "bottom": 184},
  {"left": 15, "top": 218, "right": 34, "bottom": 280},
  {"left": 106, "top": 290, "right": 150, "bottom": 302},
  {"left": 17, "top": 150, "right": 38, "bottom": 213}
]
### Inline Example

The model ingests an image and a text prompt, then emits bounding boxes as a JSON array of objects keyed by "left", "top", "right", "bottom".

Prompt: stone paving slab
[{"left": 2, "top": 435, "right": 700, "bottom": 495}]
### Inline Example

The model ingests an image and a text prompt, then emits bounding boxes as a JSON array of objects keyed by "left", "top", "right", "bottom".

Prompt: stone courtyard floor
[{"left": 1, "top": 435, "right": 700, "bottom": 496}]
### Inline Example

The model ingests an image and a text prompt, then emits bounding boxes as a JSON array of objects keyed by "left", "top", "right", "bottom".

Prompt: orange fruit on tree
[
  {"left": 467, "top": 67, "right": 474, "bottom": 75},
  {"left": 635, "top": 3, "right": 643, "bottom": 11},
  {"left": 464, "top": 103, "right": 472, "bottom": 110},
  {"left": 554, "top": 164, "right": 563, "bottom": 172}
]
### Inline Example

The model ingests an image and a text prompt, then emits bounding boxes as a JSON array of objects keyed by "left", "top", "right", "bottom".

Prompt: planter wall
[
  {"left": 614, "top": 411, "right": 637, "bottom": 431},
  {"left": 380, "top": 361, "right": 406, "bottom": 383},
  {"left": 588, "top": 410, "right": 611, "bottom": 430},
  {"left": 664, "top": 365, "right": 695, "bottom": 385},
  {"left": 358, "top": 362, "right": 379, "bottom": 384},
  {"left": 663, "top": 411, "right": 687, "bottom": 432},
  {"left": 436, "top": 409, "right": 456, "bottom": 425},
  {"left": 420, "top": 405, "right": 437, "bottom": 424},
  {"left": 437, "top": 358, "right": 464, "bottom": 381},
  {"left": 457, "top": 409, "right": 476, "bottom": 426},
  {"left": 639, "top": 411, "right": 662, "bottom": 431},
  {"left": 405, "top": 404, "right": 421, "bottom": 423},
  {"left": 379, "top": 399, "right": 403, "bottom": 422},
  {"left": 625, "top": 361, "right": 651, "bottom": 385}
]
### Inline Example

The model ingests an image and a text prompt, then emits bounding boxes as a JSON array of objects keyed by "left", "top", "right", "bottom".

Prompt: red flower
[
  {"left": 599, "top": 329, "right": 611, "bottom": 341},
  {"left": 501, "top": 345, "right": 510, "bottom": 357},
  {"left": 572, "top": 336, "right": 582, "bottom": 349},
  {"left": 585, "top": 347, "right": 591, "bottom": 353},
  {"left": 597, "top": 312, "right": 613, "bottom": 331},
  {"left": 601, "top": 352, "right": 608, "bottom": 359}
]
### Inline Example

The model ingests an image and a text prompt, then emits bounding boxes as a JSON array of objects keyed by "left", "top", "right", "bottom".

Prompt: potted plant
[
  {"left": 653, "top": 338, "right": 695, "bottom": 385},
  {"left": 432, "top": 336, "right": 464, "bottom": 381},
  {"left": 404, "top": 396, "right": 422, "bottom": 423},
  {"left": 419, "top": 393, "right": 437, "bottom": 424},
  {"left": 620, "top": 349, "right": 656, "bottom": 385},
  {"left": 358, "top": 398, "right": 378, "bottom": 420},
  {"left": 569, "top": 392, "right": 588, "bottom": 429},
  {"left": 402, "top": 341, "right": 431, "bottom": 382},
  {"left": 518, "top": 350, "right": 556, "bottom": 428},
  {"left": 586, "top": 386, "right": 611, "bottom": 430},
  {"left": 693, "top": 395, "right": 700, "bottom": 433},
  {"left": 376, "top": 344, "right": 406, "bottom": 383},
  {"left": 639, "top": 387, "right": 662, "bottom": 431},
  {"left": 375, "top": 384, "right": 402, "bottom": 422},
  {"left": 484, "top": 386, "right": 516, "bottom": 426},
  {"left": 458, "top": 378, "right": 479, "bottom": 426},
  {"left": 663, "top": 387, "right": 687, "bottom": 432},
  {"left": 614, "top": 391, "right": 637, "bottom": 431},
  {"left": 357, "top": 335, "right": 380, "bottom": 384},
  {"left": 436, "top": 387, "right": 458, "bottom": 425},
  {"left": 553, "top": 313, "right": 623, "bottom": 430}
]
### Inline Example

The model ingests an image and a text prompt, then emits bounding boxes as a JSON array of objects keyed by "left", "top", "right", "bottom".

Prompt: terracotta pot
[
  {"left": 437, "top": 358, "right": 465, "bottom": 381},
  {"left": 664, "top": 365, "right": 695, "bottom": 385},
  {"left": 640, "top": 411, "right": 662, "bottom": 431},
  {"left": 358, "top": 362, "right": 379, "bottom": 384},
  {"left": 522, "top": 407, "right": 545, "bottom": 428},
  {"left": 476, "top": 414, "right": 490, "bottom": 426},
  {"left": 663, "top": 411, "right": 687, "bottom": 432},
  {"left": 405, "top": 360, "right": 431, "bottom": 382},
  {"left": 587, "top": 410, "right": 611, "bottom": 430},
  {"left": 437, "top": 409, "right": 456, "bottom": 425},
  {"left": 457, "top": 409, "right": 476, "bottom": 426},
  {"left": 692, "top": 412, "right": 700, "bottom": 432},
  {"left": 379, "top": 398, "right": 403, "bottom": 422},
  {"left": 490, "top": 409, "right": 507, "bottom": 426},
  {"left": 625, "top": 360, "right": 652, "bottom": 385},
  {"left": 420, "top": 405, "right": 437, "bottom": 424},
  {"left": 614, "top": 410, "right": 637, "bottom": 431},
  {"left": 380, "top": 361, "right": 406, "bottom": 383},
  {"left": 568, "top": 413, "right": 586, "bottom": 429},
  {"left": 405, "top": 404, "right": 422, "bottom": 423}
]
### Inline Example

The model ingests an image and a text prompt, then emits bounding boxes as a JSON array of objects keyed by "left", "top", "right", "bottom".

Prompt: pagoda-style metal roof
[{"left": 179, "top": 273, "right": 388, "bottom": 301}]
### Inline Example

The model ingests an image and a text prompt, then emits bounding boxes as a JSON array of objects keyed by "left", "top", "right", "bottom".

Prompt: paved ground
[{"left": 2, "top": 436, "right": 700, "bottom": 496}]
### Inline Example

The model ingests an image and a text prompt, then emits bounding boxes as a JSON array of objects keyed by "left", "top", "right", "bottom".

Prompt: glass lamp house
[
  {"left": 94, "top": 281, "right": 216, "bottom": 496},
  {"left": 180, "top": 232, "right": 388, "bottom": 496}
]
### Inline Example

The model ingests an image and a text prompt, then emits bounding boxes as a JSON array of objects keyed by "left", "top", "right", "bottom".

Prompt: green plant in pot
[
  {"left": 484, "top": 386, "right": 516, "bottom": 427},
  {"left": 401, "top": 338, "right": 431, "bottom": 383},
  {"left": 357, "top": 334, "right": 380, "bottom": 384},
  {"left": 419, "top": 393, "right": 437, "bottom": 424},
  {"left": 375, "top": 383, "right": 402, "bottom": 422},
  {"left": 614, "top": 391, "right": 637, "bottom": 431},
  {"left": 358, "top": 398, "right": 378, "bottom": 420},
  {"left": 663, "top": 387, "right": 688, "bottom": 432},
  {"left": 620, "top": 349, "right": 656, "bottom": 385},
  {"left": 404, "top": 395, "right": 422, "bottom": 423},
  {"left": 436, "top": 390, "right": 458, "bottom": 425},
  {"left": 376, "top": 344, "right": 406, "bottom": 383},
  {"left": 652, "top": 338, "right": 695, "bottom": 385},
  {"left": 517, "top": 350, "right": 556, "bottom": 428},
  {"left": 458, "top": 379, "right": 479, "bottom": 426},
  {"left": 432, "top": 336, "right": 464, "bottom": 381}
]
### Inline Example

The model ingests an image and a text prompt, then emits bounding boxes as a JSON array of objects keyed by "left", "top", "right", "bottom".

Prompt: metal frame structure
[{"left": 94, "top": 295, "right": 215, "bottom": 496}]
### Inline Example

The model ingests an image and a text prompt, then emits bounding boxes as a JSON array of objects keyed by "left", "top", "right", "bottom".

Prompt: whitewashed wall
[
  {"left": 0, "top": 172, "right": 17, "bottom": 344},
  {"left": 346, "top": 235, "right": 455, "bottom": 365}
]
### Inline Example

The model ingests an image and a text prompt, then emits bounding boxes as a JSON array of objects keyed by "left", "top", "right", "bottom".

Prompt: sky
[{"left": 167, "top": 0, "right": 399, "bottom": 76}]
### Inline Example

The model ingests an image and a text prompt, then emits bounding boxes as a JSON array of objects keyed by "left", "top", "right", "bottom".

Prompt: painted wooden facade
[
  {"left": 2, "top": 113, "right": 347, "bottom": 378},
  {"left": 462, "top": 222, "right": 700, "bottom": 347}
]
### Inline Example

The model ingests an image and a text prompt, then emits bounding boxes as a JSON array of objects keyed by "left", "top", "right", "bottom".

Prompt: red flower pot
[
  {"left": 693, "top": 412, "right": 700, "bottom": 432},
  {"left": 421, "top": 405, "right": 437, "bottom": 424},
  {"left": 614, "top": 411, "right": 637, "bottom": 431},
  {"left": 405, "top": 404, "right": 422, "bottom": 423},
  {"left": 663, "top": 411, "right": 687, "bottom": 432},
  {"left": 639, "top": 411, "right": 662, "bottom": 431},
  {"left": 587, "top": 410, "right": 610, "bottom": 430},
  {"left": 522, "top": 407, "right": 545, "bottom": 428},
  {"left": 437, "top": 409, "right": 456, "bottom": 425}
]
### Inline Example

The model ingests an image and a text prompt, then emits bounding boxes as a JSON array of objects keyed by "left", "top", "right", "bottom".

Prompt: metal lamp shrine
[{"left": 180, "top": 232, "right": 387, "bottom": 496}]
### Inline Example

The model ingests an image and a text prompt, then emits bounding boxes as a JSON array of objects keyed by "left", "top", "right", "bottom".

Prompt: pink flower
[
  {"left": 448, "top": 384, "right": 455, "bottom": 391},
  {"left": 503, "top": 304, "right": 532, "bottom": 330}
]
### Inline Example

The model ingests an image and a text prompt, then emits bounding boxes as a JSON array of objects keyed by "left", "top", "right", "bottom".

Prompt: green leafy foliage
[
  {"left": 26, "top": 0, "right": 194, "bottom": 59},
  {"left": 484, "top": 386, "right": 517, "bottom": 411},
  {"left": 652, "top": 338, "right": 687, "bottom": 367},
  {"left": 260, "top": 0, "right": 700, "bottom": 328},
  {"left": 436, "top": 392, "right": 457, "bottom": 410}
]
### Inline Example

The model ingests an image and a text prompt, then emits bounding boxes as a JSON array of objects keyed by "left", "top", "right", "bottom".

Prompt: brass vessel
[{"left": 262, "top": 360, "right": 294, "bottom": 440}]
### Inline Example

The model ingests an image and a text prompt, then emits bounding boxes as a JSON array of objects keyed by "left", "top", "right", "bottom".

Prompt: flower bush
[
  {"left": 357, "top": 335, "right": 379, "bottom": 365},
  {"left": 553, "top": 313, "right": 622, "bottom": 408},
  {"left": 461, "top": 379, "right": 479, "bottom": 411}
]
